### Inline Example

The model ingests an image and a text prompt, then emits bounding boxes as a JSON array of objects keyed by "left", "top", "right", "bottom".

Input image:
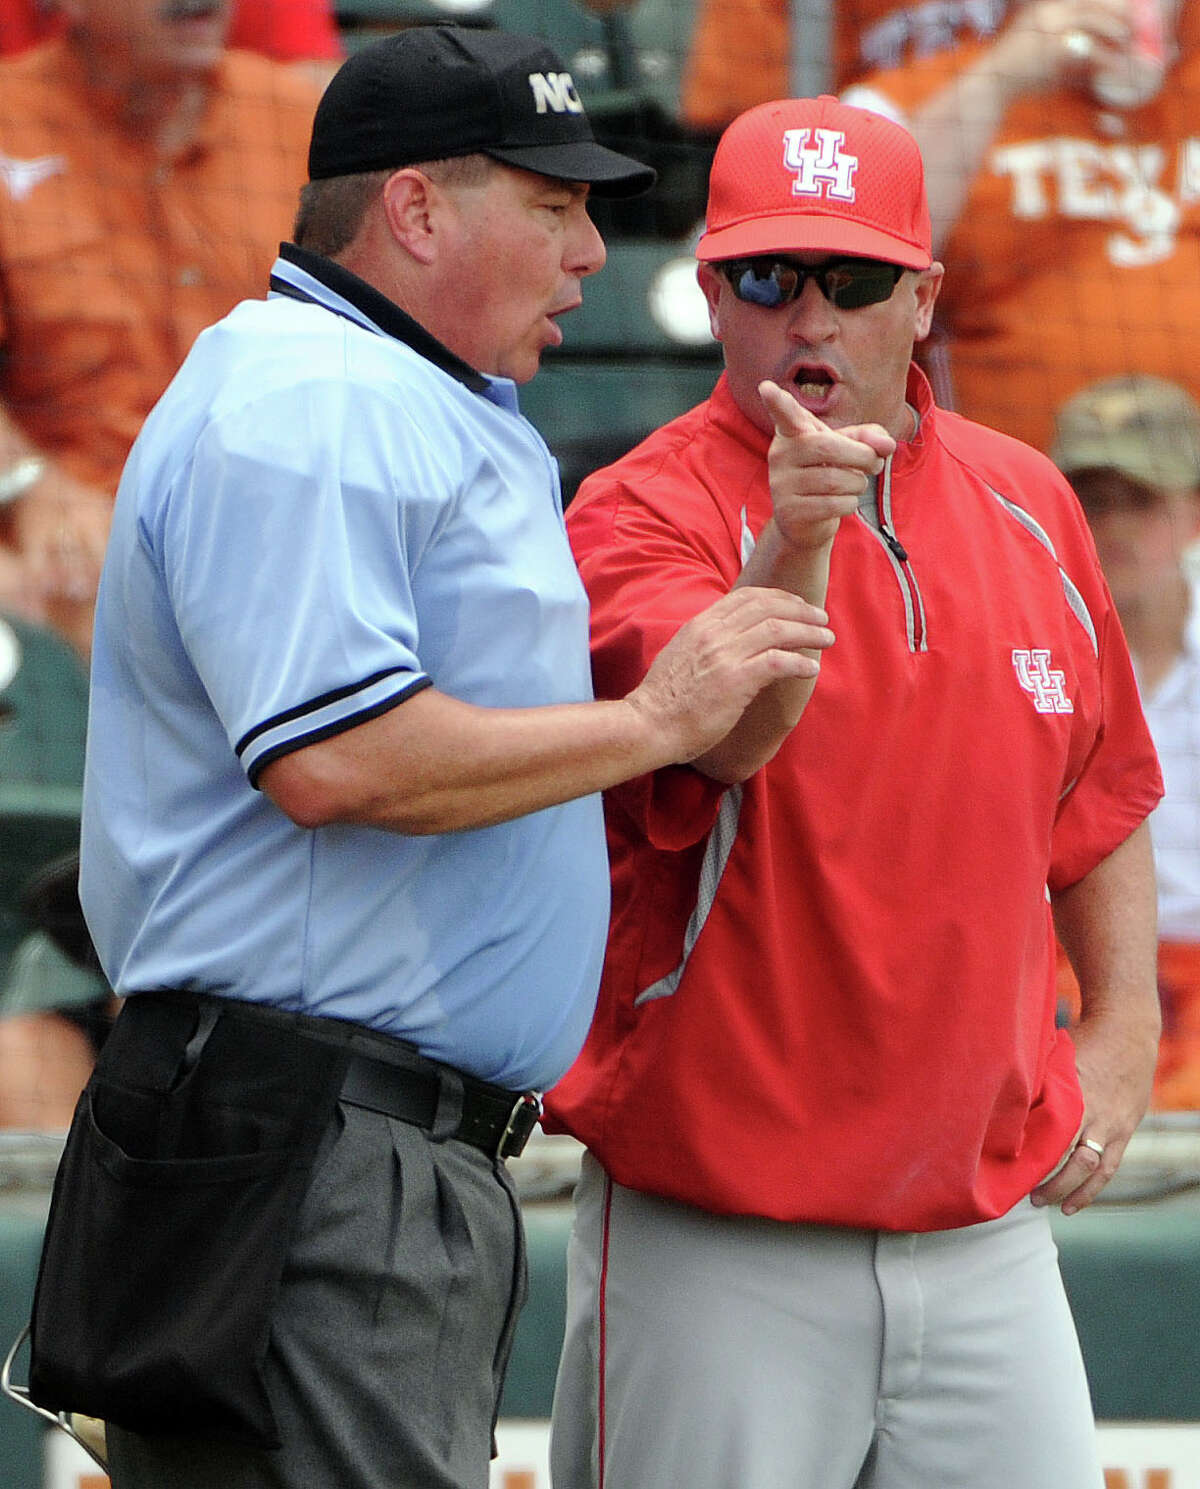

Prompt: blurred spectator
[
  {"left": 0, "top": 1009, "right": 96, "bottom": 1128},
  {"left": 0, "top": 851, "right": 115, "bottom": 1130},
  {"left": 0, "top": 0, "right": 319, "bottom": 652},
  {"left": 680, "top": 0, "right": 792, "bottom": 132},
  {"left": 0, "top": 0, "right": 343, "bottom": 86},
  {"left": 679, "top": 0, "right": 1008, "bottom": 132},
  {"left": 0, "top": 947, "right": 116, "bottom": 1129},
  {"left": 1053, "top": 374, "right": 1200, "bottom": 1109},
  {"left": 841, "top": 0, "right": 1200, "bottom": 454}
]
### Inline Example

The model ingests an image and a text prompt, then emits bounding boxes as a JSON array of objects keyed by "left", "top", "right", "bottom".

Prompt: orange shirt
[
  {"left": 860, "top": 40, "right": 1200, "bottom": 452},
  {"left": 679, "top": 0, "right": 1010, "bottom": 130},
  {"left": 0, "top": 0, "right": 343, "bottom": 61},
  {"left": 0, "top": 40, "right": 317, "bottom": 493},
  {"left": 680, "top": 0, "right": 788, "bottom": 132},
  {"left": 1153, "top": 941, "right": 1200, "bottom": 1108}
]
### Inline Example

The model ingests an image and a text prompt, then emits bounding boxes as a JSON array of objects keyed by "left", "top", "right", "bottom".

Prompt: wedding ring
[
  {"left": 1079, "top": 1136, "right": 1105, "bottom": 1157},
  {"left": 1064, "top": 30, "right": 1094, "bottom": 60}
]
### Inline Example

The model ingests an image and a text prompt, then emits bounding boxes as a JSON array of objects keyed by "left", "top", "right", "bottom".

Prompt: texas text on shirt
[{"left": 843, "top": 2, "right": 1200, "bottom": 453}]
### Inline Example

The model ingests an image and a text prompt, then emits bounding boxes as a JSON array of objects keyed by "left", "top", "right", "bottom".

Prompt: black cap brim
[{"left": 485, "top": 140, "right": 656, "bottom": 198}]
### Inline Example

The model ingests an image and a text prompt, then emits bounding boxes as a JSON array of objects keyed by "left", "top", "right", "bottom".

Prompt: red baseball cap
[{"left": 696, "top": 95, "right": 932, "bottom": 269}]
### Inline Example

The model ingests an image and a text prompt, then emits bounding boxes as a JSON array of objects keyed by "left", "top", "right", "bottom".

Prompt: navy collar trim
[{"left": 273, "top": 242, "right": 490, "bottom": 394}]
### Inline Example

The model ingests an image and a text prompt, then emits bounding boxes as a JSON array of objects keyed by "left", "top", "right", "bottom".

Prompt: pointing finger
[{"left": 758, "top": 379, "right": 829, "bottom": 439}]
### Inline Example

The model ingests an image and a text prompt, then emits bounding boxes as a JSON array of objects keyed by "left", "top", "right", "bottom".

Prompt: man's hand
[
  {"left": 264, "top": 585, "right": 835, "bottom": 836},
  {"left": 671, "top": 380, "right": 889, "bottom": 786},
  {"left": 627, "top": 586, "right": 835, "bottom": 765},
  {"left": 989, "top": 0, "right": 1136, "bottom": 96},
  {"left": 1038, "top": 822, "right": 1160, "bottom": 1215},
  {"left": 1031, "top": 1006, "right": 1159, "bottom": 1215},
  {"left": 758, "top": 380, "right": 895, "bottom": 554}
]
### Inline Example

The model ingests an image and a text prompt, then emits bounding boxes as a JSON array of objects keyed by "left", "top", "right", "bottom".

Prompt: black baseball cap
[{"left": 307, "top": 25, "right": 656, "bottom": 198}]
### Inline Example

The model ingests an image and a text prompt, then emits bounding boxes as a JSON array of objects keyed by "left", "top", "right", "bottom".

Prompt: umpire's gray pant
[
  {"left": 107, "top": 1102, "right": 525, "bottom": 1489},
  {"left": 551, "top": 1151, "right": 1103, "bottom": 1489}
]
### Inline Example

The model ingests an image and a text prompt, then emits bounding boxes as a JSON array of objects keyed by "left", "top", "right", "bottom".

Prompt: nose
[
  {"left": 785, "top": 275, "right": 838, "bottom": 340},
  {"left": 567, "top": 200, "right": 607, "bottom": 279}
]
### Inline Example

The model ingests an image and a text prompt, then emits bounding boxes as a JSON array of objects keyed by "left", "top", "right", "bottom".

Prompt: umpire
[{"left": 27, "top": 25, "right": 836, "bottom": 1489}]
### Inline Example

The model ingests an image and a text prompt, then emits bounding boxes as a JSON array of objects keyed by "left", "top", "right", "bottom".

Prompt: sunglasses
[{"left": 719, "top": 256, "right": 905, "bottom": 310}]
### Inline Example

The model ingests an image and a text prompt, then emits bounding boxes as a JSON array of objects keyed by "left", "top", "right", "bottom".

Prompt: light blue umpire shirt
[{"left": 80, "top": 244, "right": 611, "bottom": 1093}]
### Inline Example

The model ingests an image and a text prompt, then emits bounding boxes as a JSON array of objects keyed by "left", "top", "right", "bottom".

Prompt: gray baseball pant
[{"left": 550, "top": 1151, "right": 1103, "bottom": 1489}]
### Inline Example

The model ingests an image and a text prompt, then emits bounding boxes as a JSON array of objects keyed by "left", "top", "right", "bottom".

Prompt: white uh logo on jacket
[
  {"left": 1013, "top": 649, "right": 1074, "bottom": 713},
  {"left": 783, "top": 128, "right": 859, "bottom": 201}
]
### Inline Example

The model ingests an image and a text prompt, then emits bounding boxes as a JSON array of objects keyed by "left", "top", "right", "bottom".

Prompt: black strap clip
[{"left": 496, "top": 1091, "right": 543, "bottom": 1160}]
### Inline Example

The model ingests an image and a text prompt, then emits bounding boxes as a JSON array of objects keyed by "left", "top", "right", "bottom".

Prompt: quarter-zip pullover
[{"left": 545, "top": 365, "right": 1161, "bottom": 1231}]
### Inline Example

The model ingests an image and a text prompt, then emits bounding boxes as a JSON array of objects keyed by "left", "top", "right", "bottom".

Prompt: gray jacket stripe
[
  {"left": 634, "top": 783, "right": 745, "bottom": 1005},
  {"left": 740, "top": 506, "right": 756, "bottom": 564},
  {"left": 988, "top": 488, "right": 1099, "bottom": 656},
  {"left": 633, "top": 509, "right": 754, "bottom": 1007}
]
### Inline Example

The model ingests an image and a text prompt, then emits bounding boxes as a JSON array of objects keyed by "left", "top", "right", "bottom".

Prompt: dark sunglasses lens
[
  {"left": 730, "top": 262, "right": 798, "bottom": 308},
  {"left": 826, "top": 263, "right": 903, "bottom": 308},
  {"left": 727, "top": 258, "right": 901, "bottom": 309}
]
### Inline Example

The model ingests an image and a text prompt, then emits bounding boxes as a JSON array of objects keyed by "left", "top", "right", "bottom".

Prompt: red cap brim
[{"left": 697, "top": 211, "right": 932, "bottom": 270}]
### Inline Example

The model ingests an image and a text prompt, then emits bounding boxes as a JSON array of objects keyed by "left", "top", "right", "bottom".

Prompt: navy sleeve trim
[
  {"left": 246, "top": 675, "right": 434, "bottom": 790},
  {"left": 235, "top": 666, "right": 423, "bottom": 759}
]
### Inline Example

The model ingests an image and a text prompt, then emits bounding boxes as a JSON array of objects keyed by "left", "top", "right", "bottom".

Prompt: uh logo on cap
[{"left": 783, "top": 128, "right": 859, "bottom": 201}]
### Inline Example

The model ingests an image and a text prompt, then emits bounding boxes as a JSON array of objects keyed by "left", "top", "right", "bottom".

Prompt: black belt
[
  {"left": 142, "top": 989, "right": 543, "bottom": 1162},
  {"left": 338, "top": 1050, "right": 542, "bottom": 1161}
]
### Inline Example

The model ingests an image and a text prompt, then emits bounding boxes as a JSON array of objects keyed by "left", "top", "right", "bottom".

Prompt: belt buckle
[{"left": 496, "top": 1090, "right": 543, "bottom": 1160}]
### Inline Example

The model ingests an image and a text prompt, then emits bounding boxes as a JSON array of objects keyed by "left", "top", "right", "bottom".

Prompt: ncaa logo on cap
[
  {"left": 783, "top": 128, "right": 858, "bottom": 202},
  {"left": 529, "top": 71, "right": 584, "bottom": 115},
  {"left": 305, "top": 27, "right": 655, "bottom": 196}
]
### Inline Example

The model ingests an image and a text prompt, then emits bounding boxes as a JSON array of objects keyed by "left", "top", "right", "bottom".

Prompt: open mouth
[{"left": 792, "top": 366, "right": 836, "bottom": 403}]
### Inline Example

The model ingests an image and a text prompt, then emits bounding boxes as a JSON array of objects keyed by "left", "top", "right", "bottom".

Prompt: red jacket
[{"left": 545, "top": 368, "right": 1161, "bottom": 1231}]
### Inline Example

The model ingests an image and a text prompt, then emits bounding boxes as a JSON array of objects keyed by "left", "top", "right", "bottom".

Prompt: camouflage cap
[{"left": 1051, "top": 375, "right": 1200, "bottom": 491}]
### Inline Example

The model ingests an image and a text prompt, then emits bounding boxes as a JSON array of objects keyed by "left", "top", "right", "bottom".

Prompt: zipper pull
[{"left": 881, "top": 525, "right": 908, "bottom": 564}]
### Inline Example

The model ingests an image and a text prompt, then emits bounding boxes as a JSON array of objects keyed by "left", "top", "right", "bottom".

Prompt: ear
[
  {"left": 911, "top": 262, "right": 945, "bottom": 343},
  {"left": 379, "top": 169, "right": 445, "bottom": 267},
  {"left": 696, "top": 262, "right": 726, "bottom": 344}
]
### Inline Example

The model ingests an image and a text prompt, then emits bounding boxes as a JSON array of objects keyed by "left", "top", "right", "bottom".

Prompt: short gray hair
[
  {"left": 291, "top": 170, "right": 391, "bottom": 257},
  {"left": 291, "top": 155, "right": 497, "bottom": 258}
]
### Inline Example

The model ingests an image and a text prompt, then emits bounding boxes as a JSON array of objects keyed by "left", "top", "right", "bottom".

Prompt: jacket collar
[{"left": 271, "top": 242, "right": 491, "bottom": 394}]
